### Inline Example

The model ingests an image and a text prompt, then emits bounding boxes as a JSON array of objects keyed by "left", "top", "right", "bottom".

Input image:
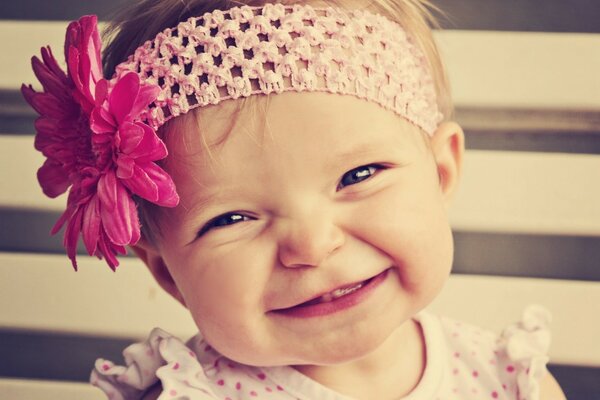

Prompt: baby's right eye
[{"left": 198, "top": 213, "right": 252, "bottom": 236}]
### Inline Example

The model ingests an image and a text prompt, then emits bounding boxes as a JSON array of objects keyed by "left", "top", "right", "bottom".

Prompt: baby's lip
[{"left": 271, "top": 270, "right": 386, "bottom": 311}]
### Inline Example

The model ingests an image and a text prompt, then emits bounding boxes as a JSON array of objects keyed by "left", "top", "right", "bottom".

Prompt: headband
[{"left": 22, "top": 4, "right": 442, "bottom": 270}]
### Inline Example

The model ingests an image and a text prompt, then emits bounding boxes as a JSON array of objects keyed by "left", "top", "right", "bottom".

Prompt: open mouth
[
  {"left": 297, "top": 277, "right": 375, "bottom": 307},
  {"left": 272, "top": 269, "right": 389, "bottom": 318}
]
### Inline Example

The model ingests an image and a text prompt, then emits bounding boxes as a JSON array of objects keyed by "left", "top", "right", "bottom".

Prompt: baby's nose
[{"left": 276, "top": 211, "right": 345, "bottom": 269}]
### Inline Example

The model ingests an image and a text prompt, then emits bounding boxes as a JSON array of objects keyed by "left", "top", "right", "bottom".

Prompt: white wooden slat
[
  {"left": 0, "top": 251, "right": 598, "bottom": 366},
  {"left": 449, "top": 150, "right": 600, "bottom": 236},
  {"left": 0, "top": 252, "right": 198, "bottom": 340},
  {"left": 2, "top": 135, "right": 599, "bottom": 236},
  {"left": 435, "top": 30, "right": 600, "bottom": 109},
  {"left": 0, "top": 378, "right": 104, "bottom": 400},
  {"left": 2, "top": 20, "right": 600, "bottom": 108}
]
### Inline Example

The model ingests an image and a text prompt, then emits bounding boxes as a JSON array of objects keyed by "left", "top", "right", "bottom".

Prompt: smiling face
[{"left": 134, "top": 92, "right": 463, "bottom": 368}]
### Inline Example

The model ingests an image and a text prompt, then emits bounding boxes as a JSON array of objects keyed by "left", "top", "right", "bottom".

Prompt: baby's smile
[{"left": 271, "top": 268, "right": 391, "bottom": 318}]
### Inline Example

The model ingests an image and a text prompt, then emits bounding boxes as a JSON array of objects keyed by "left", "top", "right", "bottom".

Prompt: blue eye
[
  {"left": 198, "top": 213, "right": 251, "bottom": 236},
  {"left": 337, "top": 164, "right": 382, "bottom": 190}
]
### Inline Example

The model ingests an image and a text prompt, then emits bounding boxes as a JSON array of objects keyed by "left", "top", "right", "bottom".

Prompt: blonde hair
[{"left": 102, "top": 0, "right": 452, "bottom": 241}]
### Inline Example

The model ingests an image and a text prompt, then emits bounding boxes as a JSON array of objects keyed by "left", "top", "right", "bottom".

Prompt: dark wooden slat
[
  {"left": 2, "top": 0, "right": 600, "bottom": 33},
  {"left": 2, "top": 208, "right": 600, "bottom": 281},
  {"left": 3, "top": 89, "right": 600, "bottom": 154},
  {"left": 0, "top": 329, "right": 130, "bottom": 383},
  {"left": 0, "top": 328, "right": 597, "bottom": 400},
  {"left": 452, "top": 231, "right": 600, "bottom": 281},
  {"left": 435, "top": 0, "right": 600, "bottom": 33}
]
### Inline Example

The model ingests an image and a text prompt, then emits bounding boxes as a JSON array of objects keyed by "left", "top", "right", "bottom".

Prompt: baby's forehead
[{"left": 164, "top": 92, "right": 428, "bottom": 163}]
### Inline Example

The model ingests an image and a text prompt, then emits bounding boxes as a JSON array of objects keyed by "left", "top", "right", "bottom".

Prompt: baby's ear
[
  {"left": 130, "top": 237, "right": 187, "bottom": 307},
  {"left": 430, "top": 121, "right": 464, "bottom": 207}
]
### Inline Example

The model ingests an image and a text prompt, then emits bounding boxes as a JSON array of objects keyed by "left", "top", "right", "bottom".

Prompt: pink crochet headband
[
  {"left": 114, "top": 3, "right": 442, "bottom": 133},
  {"left": 22, "top": 4, "right": 442, "bottom": 271}
]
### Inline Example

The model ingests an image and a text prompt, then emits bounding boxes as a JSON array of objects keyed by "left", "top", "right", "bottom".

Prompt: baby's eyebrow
[
  {"left": 181, "top": 189, "right": 222, "bottom": 219},
  {"left": 325, "top": 143, "right": 388, "bottom": 169}
]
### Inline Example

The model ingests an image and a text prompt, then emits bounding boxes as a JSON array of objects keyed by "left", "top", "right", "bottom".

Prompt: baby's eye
[
  {"left": 337, "top": 164, "right": 383, "bottom": 190},
  {"left": 198, "top": 213, "right": 252, "bottom": 236}
]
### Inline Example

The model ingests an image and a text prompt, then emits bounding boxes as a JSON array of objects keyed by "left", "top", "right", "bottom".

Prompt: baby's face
[{"left": 148, "top": 92, "right": 457, "bottom": 366}]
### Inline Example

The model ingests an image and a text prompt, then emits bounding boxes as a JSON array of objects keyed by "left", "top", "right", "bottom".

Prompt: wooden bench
[{"left": 1, "top": 15, "right": 599, "bottom": 400}]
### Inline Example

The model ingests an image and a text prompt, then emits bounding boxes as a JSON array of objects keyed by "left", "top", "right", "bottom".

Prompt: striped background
[{"left": 1, "top": 0, "right": 599, "bottom": 399}]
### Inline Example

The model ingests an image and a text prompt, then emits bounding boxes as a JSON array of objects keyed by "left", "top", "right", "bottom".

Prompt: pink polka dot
[
  {"left": 454, "top": 352, "right": 460, "bottom": 358},
  {"left": 257, "top": 372, "right": 266, "bottom": 380},
  {"left": 491, "top": 390, "right": 499, "bottom": 398},
  {"left": 169, "top": 389, "right": 177, "bottom": 396},
  {"left": 276, "top": 385, "right": 284, "bottom": 391},
  {"left": 250, "top": 391, "right": 258, "bottom": 396},
  {"left": 452, "top": 368, "right": 459, "bottom": 375},
  {"left": 189, "top": 351, "right": 196, "bottom": 358},
  {"left": 489, "top": 359, "right": 497, "bottom": 365},
  {"left": 236, "top": 382, "right": 242, "bottom": 390},
  {"left": 102, "top": 363, "right": 110, "bottom": 371},
  {"left": 472, "top": 370, "right": 479, "bottom": 378},
  {"left": 502, "top": 383, "right": 508, "bottom": 390},
  {"left": 506, "top": 365, "right": 515, "bottom": 373},
  {"left": 173, "top": 362, "right": 180, "bottom": 370},
  {"left": 265, "top": 387, "right": 272, "bottom": 392},
  {"left": 217, "top": 379, "right": 225, "bottom": 386},
  {"left": 204, "top": 345, "right": 212, "bottom": 352},
  {"left": 214, "top": 359, "right": 220, "bottom": 368}
]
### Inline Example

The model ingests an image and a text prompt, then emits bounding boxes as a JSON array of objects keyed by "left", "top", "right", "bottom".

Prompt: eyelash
[
  {"left": 337, "top": 164, "right": 384, "bottom": 191},
  {"left": 198, "top": 213, "right": 252, "bottom": 237},
  {"left": 198, "top": 164, "right": 384, "bottom": 236}
]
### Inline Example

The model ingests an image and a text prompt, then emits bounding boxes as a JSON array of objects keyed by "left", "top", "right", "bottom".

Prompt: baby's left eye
[{"left": 337, "top": 164, "right": 383, "bottom": 190}]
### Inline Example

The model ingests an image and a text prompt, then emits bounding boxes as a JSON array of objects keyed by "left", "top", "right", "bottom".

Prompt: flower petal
[
  {"left": 98, "top": 172, "right": 140, "bottom": 245},
  {"left": 116, "top": 156, "right": 135, "bottom": 180},
  {"left": 123, "top": 162, "right": 179, "bottom": 207},
  {"left": 82, "top": 194, "right": 101, "bottom": 255},
  {"left": 118, "top": 121, "right": 145, "bottom": 154},
  {"left": 109, "top": 73, "right": 140, "bottom": 124},
  {"left": 63, "top": 206, "right": 84, "bottom": 271},
  {"left": 37, "top": 159, "right": 71, "bottom": 198},
  {"left": 31, "top": 55, "right": 70, "bottom": 101},
  {"left": 90, "top": 106, "right": 116, "bottom": 134},
  {"left": 124, "top": 122, "right": 167, "bottom": 162},
  {"left": 129, "top": 83, "right": 160, "bottom": 118},
  {"left": 97, "top": 230, "right": 125, "bottom": 271}
]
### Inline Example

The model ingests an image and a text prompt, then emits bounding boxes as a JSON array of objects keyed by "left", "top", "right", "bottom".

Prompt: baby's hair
[{"left": 101, "top": 0, "right": 451, "bottom": 242}]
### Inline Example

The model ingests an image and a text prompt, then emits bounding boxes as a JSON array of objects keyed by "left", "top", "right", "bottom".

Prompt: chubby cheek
[
  {"left": 165, "top": 246, "right": 276, "bottom": 360},
  {"left": 349, "top": 178, "right": 453, "bottom": 304}
]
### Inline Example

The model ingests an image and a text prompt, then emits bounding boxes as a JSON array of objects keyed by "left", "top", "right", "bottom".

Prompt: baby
[{"left": 23, "top": 0, "right": 566, "bottom": 399}]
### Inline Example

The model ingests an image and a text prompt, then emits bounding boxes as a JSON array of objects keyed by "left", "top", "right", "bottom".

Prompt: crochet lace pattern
[{"left": 113, "top": 3, "right": 443, "bottom": 134}]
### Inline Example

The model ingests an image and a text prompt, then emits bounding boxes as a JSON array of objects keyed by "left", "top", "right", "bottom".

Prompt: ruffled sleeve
[
  {"left": 90, "top": 328, "right": 218, "bottom": 400},
  {"left": 499, "top": 305, "right": 552, "bottom": 400}
]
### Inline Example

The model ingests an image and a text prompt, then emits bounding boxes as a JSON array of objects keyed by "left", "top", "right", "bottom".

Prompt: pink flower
[{"left": 22, "top": 15, "right": 179, "bottom": 271}]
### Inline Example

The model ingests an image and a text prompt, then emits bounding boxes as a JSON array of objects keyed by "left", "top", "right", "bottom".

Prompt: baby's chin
[{"left": 227, "top": 312, "right": 412, "bottom": 368}]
